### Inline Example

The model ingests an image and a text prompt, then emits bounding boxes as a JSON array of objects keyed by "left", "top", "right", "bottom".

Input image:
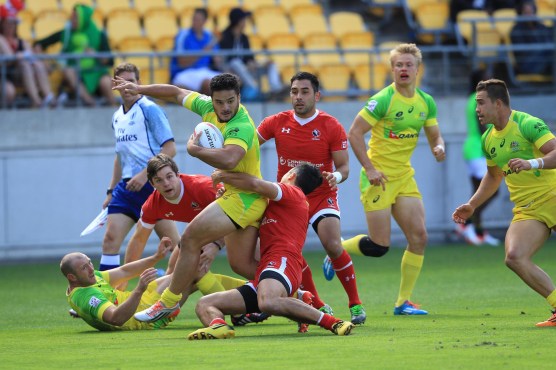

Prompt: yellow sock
[
  {"left": 342, "top": 234, "right": 367, "bottom": 256},
  {"left": 396, "top": 250, "right": 424, "bottom": 307},
  {"left": 547, "top": 289, "right": 556, "bottom": 308},
  {"left": 160, "top": 287, "right": 182, "bottom": 307},
  {"left": 196, "top": 271, "right": 226, "bottom": 295},
  {"left": 214, "top": 273, "right": 247, "bottom": 290}
]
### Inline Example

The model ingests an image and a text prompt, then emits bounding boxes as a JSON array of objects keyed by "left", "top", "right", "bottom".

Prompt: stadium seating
[
  {"left": 340, "top": 31, "right": 375, "bottom": 67},
  {"left": 59, "top": 0, "right": 93, "bottom": 13},
  {"left": 133, "top": 0, "right": 169, "bottom": 16},
  {"left": 33, "top": 9, "right": 68, "bottom": 41},
  {"left": 16, "top": 9, "right": 34, "bottom": 42},
  {"left": 317, "top": 63, "right": 352, "bottom": 100},
  {"left": 291, "top": 12, "right": 328, "bottom": 35},
  {"left": 279, "top": 0, "right": 314, "bottom": 13},
  {"left": 303, "top": 32, "right": 342, "bottom": 68},
  {"left": 408, "top": 0, "right": 452, "bottom": 44},
  {"left": 289, "top": 3, "right": 324, "bottom": 17},
  {"left": 353, "top": 62, "right": 389, "bottom": 93},
  {"left": 265, "top": 33, "right": 303, "bottom": 69},
  {"left": 456, "top": 9, "right": 492, "bottom": 48},
  {"left": 115, "top": 36, "right": 153, "bottom": 69},
  {"left": 492, "top": 8, "right": 517, "bottom": 44},
  {"left": 95, "top": 0, "right": 131, "bottom": 14},
  {"left": 254, "top": 13, "right": 291, "bottom": 40},
  {"left": 143, "top": 8, "right": 179, "bottom": 46},
  {"left": 25, "top": 0, "right": 59, "bottom": 17},
  {"left": 329, "top": 11, "right": 367, "bottom": 39},
  {"left": 105, "top": 9, "right": 142, "bottom": 48},
  {"left": 171, "top": 0, "right": 205, "bottom": 14},
  {"left": 140, "top": 66, "right": 170, "bottom": 85},
  {"left": 178, "top": 7, "right": 195, "bottom": 29},
  {"left": 205, "top": 0, "right": 241, "bottom": 16}
]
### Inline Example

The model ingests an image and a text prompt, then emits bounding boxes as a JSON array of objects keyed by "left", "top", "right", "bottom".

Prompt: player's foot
[
  {"left": 331, "top": 320, "right": 354, "bottom": 336},
  {"left": 134, "top": 301, "right": 180, "bottom": 323},
  {"left": 297, "top": 289, "right": 314, "bottom": 333},
  {"left": 231, "top": 312, "right": 271, "bottom": 326},
  {"left": 68, "top": 309, "right": 80, "bottom": 318},
  {"left": 322, "top": 255, "right": 335, "bottom": 281},
  {"left": 481, "top": 233, "right": 501, "bottom": 246},
  {"left": 152, "top": 308, "right": 181, "bottom": 329},
  {"left": 318, "top": 303, "right": 334, "bottom": 316},
  {"left": 349, "top": 304, "right": 366, "bottom": 324},
  {"left": 394, "top": 300, "right": 428, "bottom": 315},
  {"left": 188, "top": 323, "right": 235, "bottom": 340},
  {"left": 457, "top": 224, "right": 482, "bottom": 245},
  {"left": 535, "top": 311, "right": 556, "bottom": 327}
]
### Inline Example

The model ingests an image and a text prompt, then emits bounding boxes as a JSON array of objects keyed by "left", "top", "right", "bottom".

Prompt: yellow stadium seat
[
  {"left": 279, "top": 0, "right": 314, "bottom": 13},
  {"left": 105, "top": 9, "right": 142, "bottom": 48},
  {"left": 140, "top": 66, "right": 170, "bottom": 85},
  {"left": 456, "top": 9, "right": 493, "bottom": 45},
  {"left": 377, "top": 41, "right": 405, "bottom": 66},
  {"left": 59, "top": 0, "right": 94, "bottom": 13},
  {"left": 133, "top": 0, "right": 169, "bottom": 16},
  {"left": 279, "top": 63, "right": 316, "bottom": 87},
  {"left": 92, "top": 8, "right": 105, "bottom": 29},
  {"left": 291, "top": 13, "right": 328, "bottom": 35},
  {"left": 329, "top": 11, "right": 367, "bottom": 39},
  {"left": 340, "top": 31, "right": 375, "bottom": 67},
  {"left": 266, "top": 33, "right": 303, "bottom": 68},
  {"left": 303, "top": 32, "right": 341, "bottom": 68},
  {"left": 254, "top": 13, "right": 291, "bottom": 40},
  {"left": 492, "top": 8, "right": 517, "bottom": 44},
  {"left": 289, "top": 3, "right": 323, "bottom": 17},
  {"left": 413, "top": 1, "right": 451, "bottom": 44},
  {"left": 179, "top": 8, "right": 196, "bottom": 29},
  {"left": 34, "top": 10, "right": 69, "bottom": 41},
  {"left": 252, "top": 5, "right": 287, "bottom": 18},
  {"left": 95, "top": 0, "right": 131, "bottom": 14},
  {"left": 154, "top": 35, "right": 175, "bottom": 52},
  {"left": 143, "top": 8, "right": 179, "bottom": 45},
  {"left": 26, "top": 0, "right": 59, "bottom": 17},
  {"left": 115, "top": 36, "right": 154, "bottom": 69},
  {"left": 317, "top": 63, "right": 352, "bottom": 100},
  {"left": 171, "top": 0, "right": 205, "bottom": 14},
  {"left": 16, "top": 10, "right": 34, "bottom": 42},
  {"left": 353, "top": 62, "right": 389, "bottom": 92},
  {"left": 205, "top": 0, "right": 241, "bottom": 16}
]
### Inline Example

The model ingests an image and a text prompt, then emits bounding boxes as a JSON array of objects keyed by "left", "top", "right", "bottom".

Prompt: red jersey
[
  {"left": 258, "top": 183, "right": 309, "bottom": 263},
  {"left": 140, "top": 174, "right": 216, "bottom": 228},
  {"left": 257, "top": 110, "right": 348, "bottom": 200}
]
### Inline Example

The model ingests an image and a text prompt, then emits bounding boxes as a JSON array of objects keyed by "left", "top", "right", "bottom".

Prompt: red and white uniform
[
  {"left": 140, "top": 174, "right": 216, "bottom": 228},
  {"left": 253, "top": 183, "right": 310, "bottom": 294},
  {"left": 257, "top": 110, "right": 348, "bottom": 222}
]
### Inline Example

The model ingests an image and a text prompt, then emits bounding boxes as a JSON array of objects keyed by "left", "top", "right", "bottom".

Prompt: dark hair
[
  {"left": 290, "top": 71, "right": 319, "bottom": 93},
  {"left": 114, "top": 62, "right": 140, "bottom": 80},
  {"left": 476, "top": 79, "right": 510, "bottom": 106},
  {"left": 147, "top": 153, "right": 179, "bottom": 182},
  {"left": 210, "top": 73, "right": 241, "bottom": 95},
  {"left": 194, "top": 7, "right": 208, "bottom": 20},
  {"left": 293, "top": 163, "right": 322, "bottom": 195}
]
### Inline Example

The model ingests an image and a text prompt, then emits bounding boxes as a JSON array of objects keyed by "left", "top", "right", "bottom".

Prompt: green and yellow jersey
[
  {"left": 183, "top": 92, "right": 263, "bottom": 194},
  {"left": 482, "top": 110, "right": 556, "bottom": 207},
  {"left": 358, "top": 83, "right": 438, "bottom": 180}
]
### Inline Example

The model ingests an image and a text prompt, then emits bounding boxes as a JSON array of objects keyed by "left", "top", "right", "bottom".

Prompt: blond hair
[{"left": 389, "top": 43, "right": 422, "bottom": 67}]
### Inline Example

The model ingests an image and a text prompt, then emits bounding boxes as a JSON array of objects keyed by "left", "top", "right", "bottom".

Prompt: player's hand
[
  {"left": 365, "top": 168, "right": 388, "bottom": 190},
  {"left": 433, "top": 144, "right": 446, "bottom": 162},
  {"left": 322, "top": 171, "right": 339, "bottom": 191},
  {"left": 126, "top": 172, "right": 148, "bottom": 192},
  {"left": 452, "top": 203, "right": 475, "bottom": 224},
  {"left": 508, "top": 158, "right": 532, "bottom": 173},
  {"left": 199, "top": 242, "right": 220, "bottom": 274},
  {"left": 136, "top": 267, "right": 158, "bottom": 292},
  {"left": 112, "top": 76, "right": 140, "bottom": 95},
  {"left": 102, "top": 194, "right": 112, "bottom": 209},
  {"left": 211, "top": 170, "right": 225, "bottom": 186},
  {"left": 154, "top": 237, "right": 173, "bottom": 260},
  {"left": 186, "top": 132, "right": 203, "bottom": 157}
]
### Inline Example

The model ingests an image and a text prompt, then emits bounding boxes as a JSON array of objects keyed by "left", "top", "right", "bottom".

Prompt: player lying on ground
[{"left": 187, "top": 164, "right": 354, "bottom": 339}]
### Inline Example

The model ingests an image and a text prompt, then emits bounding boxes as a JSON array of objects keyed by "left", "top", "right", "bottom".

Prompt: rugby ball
[{"left": 194, "top": 122, "right": 224, "bottom": 149}]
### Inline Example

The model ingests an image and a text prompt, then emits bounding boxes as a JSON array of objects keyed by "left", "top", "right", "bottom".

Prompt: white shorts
[
  {"left": 466, "top": 158, "right": 487, "bottom": 179},
  {"left": 171, "top": 67, "right": 220, "bottom": 91}
]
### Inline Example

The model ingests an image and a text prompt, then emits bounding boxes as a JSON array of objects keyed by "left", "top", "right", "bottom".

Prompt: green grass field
[{"left": 2, "top": 241, "right": 556, "bottom": 369}]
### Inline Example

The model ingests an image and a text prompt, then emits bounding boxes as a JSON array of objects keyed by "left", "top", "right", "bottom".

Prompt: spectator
[
  {"left": 219, "top": 7, "right": 285, "bottom": 101},
  {"left": 0, "top": 3, "right": 55, "bottom": 107},
  {"left": 170, "top": 8, "right": 221, "bottom": 96},
  {"left": 33, "top": 4, "right": 116, "bottom": 107},
  {"left": 510, "top": 0, "right": 553, "bottom": 75},
  {"left": 450, "top": 0, "right": 519, "bottom": 22}
]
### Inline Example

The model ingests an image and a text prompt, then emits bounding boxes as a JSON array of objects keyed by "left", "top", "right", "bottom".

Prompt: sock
[
  {"left": 214, "top": 274, "right": 247, "bottom": 290},
  {"left": 396, "top": 249, "right": 424, "bottom": 307},
  {"left": 160, "top": 287, "right": 182, "bottom": 308},
  {"left": 99, "top": 254, "right": 120, "bottom": 271},
  {"left": 196, "top": 271, "right": 226, "bottom": 295},
  {"left": 547, "top": 289, "right": 556, "bottom": 309},
  {"left": 300, "top": 259, "right": 325, "bottom": 308},
  {"left": 317, "top": 313, "right": 337, "bottom": 331},
  {"left": 209, "top": 317, "right": 228, "bottom": 327},
  {"left": 341, "top": 235, "right": 366, "bottom": 256},
  {"left": 331, "top": 250, "right": 362, "bottom": 307}
]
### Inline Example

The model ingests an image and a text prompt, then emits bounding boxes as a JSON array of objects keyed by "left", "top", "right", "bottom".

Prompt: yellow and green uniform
[
  {"left": 183, "top": 92, "right": 267, "bottom": 227},
  {"left": 67, "top": 271, "right": 169, "bottom": 331},
  {"left": 483, "top": 110, "right": 556, "bottom": 227},
  {"left": 357, "top": 83, "right": 438, "bottom": 210}
]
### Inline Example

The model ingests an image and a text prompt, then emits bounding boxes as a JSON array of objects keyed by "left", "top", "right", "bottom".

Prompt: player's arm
[
  {"left": 101, "top": 267, "right": 159, "bottom": 326},
  {"left": 103, "top": 154, "right": 122, "bottom": 209},
  {"left": 127, "top": 140, "right": 176, "bottom": 192},
  {"left": 257, "top": 131, "right": 267, "bottom": 145},
  {"left": 452, "top": 165, "right": 503, "bottom": 224},
  {"left": 124, "top": 222, "right": 154, "bottom": 265},
  {"left": 187, "top": 140, "right": 246, "bottom": 170},
  {"left": 424, "top": 125, "right": 446, "bottom": 162},
  {"left": 323, "top": 150, "right": 349, "bottom": 190},
  {"left": 212, "top": 170, "right": 278, "bottom": 199},
  {"left": 112, "top": 78, "right": 191, "bottom": 105},
  {"left": 348, "top": 114, "right": 388, "bottom": 189},
  {"left": 108, "top": 237, "right": 172, "bottom": 287},
  {"left": 508, "top": 138, "right": 556, "bottom": 171}
]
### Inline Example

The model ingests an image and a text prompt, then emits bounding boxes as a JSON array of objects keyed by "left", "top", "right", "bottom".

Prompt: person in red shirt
[
  {"left": 257, "top": 72, "right": 367, "bottom": 325},
  {"left": 188, "top": 163, "right": 354, "bottom": 339}
]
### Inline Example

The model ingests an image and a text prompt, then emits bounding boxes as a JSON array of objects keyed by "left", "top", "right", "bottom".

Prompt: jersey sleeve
[
  {"left": 423, "top": 94, "right": 438, "bottom": 127},
  {"left": 520, "top": 117, "right": 555, "bottom": 148},
  {"left": 70, "top": 286, "right": 113, "bottom": 321},
  {"left": 257, "top": 115, "right": 277, "bottom": 141},
  {"left": 139, "top": 194, "right": 158, "bottom": 229},
  {"left": 358, "top": 90, "right": 389, "bottom": 126},
  {"left": 143, "top": 103, "right": 174, "bottom": 147},
  {"left": 183, "top": 91, "right": 214, "bottom": 117},
  {"left": 329, "top": 118, "right": 348, "bottom": 152}
]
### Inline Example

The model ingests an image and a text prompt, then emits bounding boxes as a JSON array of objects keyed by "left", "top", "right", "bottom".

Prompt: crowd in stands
[{"left": 0, "top": 0, "right": 555, "bottom": 109}]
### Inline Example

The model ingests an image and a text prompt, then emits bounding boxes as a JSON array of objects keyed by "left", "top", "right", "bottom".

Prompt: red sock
[
  {"left": 209, "top": 317, "right": 227, "bottom": 326},
  {"left": 331, "top": 250, "right": 361, "bottom": 307},
  {"left": 300, "top": 258, "right": 325, "bottom": 308},
  {"left": 317, "top": 313, "right": 338, "bottom": 331}
]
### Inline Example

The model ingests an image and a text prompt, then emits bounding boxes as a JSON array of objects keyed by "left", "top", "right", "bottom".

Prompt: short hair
[
  {"left": 476, "top": 79, "right": 510, "bottom": 106},
  {"left": 389, "top": 43, "right": 422, "bottom": 67},
  {"left": 114, "top": 62, "right": 140, "bottom": 80},
  {"left": 210, "top": 73, "right": 241, "bottom": 95},
  {"left": 290, "top": 71, "right": 320, "bottom": 93},
  {"left": 194, "top": 7, "right": 208, "bottom": 20},
  {"left": 293, "top": 163, "right": 322, "bottom": 195},
  {"left": 147, "top": 153, "right": 179, "bottom": 182},
  {"left": 60, "top": 252, "right": 84, "bottom": 277}
]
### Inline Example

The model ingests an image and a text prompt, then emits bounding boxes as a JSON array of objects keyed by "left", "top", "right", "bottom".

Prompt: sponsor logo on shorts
[{"left": 373, "top": 195, "right": 380, "bottom": 203}]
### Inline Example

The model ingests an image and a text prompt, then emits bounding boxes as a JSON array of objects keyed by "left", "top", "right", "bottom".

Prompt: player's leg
[
  {"left": 391, "top": 196, "right": 428, "bottom": 315},
  {"left": 315, "top": 216, "right": 365, "bottom": 323},
  {"left": 224, "top": 225, "right": 259, "bottom": 279},
  {"left": 101, "top": 213, "right": 135, "bottom": 270}
]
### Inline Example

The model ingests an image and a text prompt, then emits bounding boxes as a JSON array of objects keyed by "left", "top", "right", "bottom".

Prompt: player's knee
[{"left": 360, "top": 237, "right": 389, "bottom": 257}]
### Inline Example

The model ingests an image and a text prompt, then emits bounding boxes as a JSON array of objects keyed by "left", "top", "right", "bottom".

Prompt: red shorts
[
  {"left": 307, "top": 190, "right": 340, "bottom": 224},
  {"left": 253, "top": 251, "right": 303, "bottom": 296}
]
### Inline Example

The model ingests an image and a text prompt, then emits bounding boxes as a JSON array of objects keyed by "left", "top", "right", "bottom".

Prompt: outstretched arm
[
  {"left": 112, "top": 77, "right": 191, "bottom": 105},
  {"left": 212, "top": 170, "right": 278, "bottom": 199}
]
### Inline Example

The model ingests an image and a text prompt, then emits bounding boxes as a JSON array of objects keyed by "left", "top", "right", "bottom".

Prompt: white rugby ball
[{"left": 194, "top": 122, "right": 224, "bottom": 149}]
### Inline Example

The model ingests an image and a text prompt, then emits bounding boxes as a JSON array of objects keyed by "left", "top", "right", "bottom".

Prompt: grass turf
[{"left": 2, "top": 241, "right": 556, "bottom": 369}]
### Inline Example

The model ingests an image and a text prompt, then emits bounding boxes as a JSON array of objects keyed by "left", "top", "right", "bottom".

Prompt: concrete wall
[{"left": 2, "top": 95, "right": 554, "bottom": 261}]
